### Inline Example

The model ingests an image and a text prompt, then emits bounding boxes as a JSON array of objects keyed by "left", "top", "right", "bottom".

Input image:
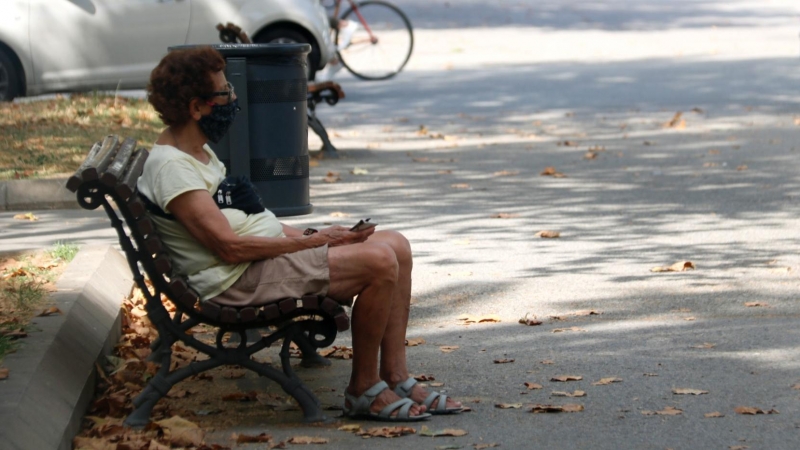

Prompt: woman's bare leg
[
  {"left": 327, "top": 241, "right": 425, "bottom": 417},
  {"left": 367, "top": 231, "right": 462, "bottom": 411}
]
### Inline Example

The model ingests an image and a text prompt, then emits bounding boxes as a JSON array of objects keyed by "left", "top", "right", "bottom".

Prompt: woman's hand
[{"left": 318, "top": 225, "right": 374, "bottom": 247}]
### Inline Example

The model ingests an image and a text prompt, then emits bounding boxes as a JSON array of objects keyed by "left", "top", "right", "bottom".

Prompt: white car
[{"left": 0, "top": 0, "right": 333, "bottom": 101}]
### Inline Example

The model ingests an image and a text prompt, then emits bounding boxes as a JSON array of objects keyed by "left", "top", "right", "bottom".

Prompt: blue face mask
[{"left": 198, "top": 99, "right": 240, "bottom": 144}]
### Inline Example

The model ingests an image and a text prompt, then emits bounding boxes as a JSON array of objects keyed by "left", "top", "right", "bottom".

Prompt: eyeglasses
[{"left": 207, "top": 81, "right": 235, "bottom": 103}]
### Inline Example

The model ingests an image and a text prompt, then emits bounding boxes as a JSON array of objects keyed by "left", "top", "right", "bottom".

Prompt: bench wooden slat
[
  {"left": 153, "top": 254, "right": 172, "bottom": 275},
  {"left": 101, "top": 137, "right": 137, "bottom": 187},
  {"left": 81, "top": 135, "right": 120, "bottom": 182},
  {"left": 279, "top": 298, "right": 297, "bottom": 314},
  {"left": 334, "top": 313, "right": 350, "bottom": 332},
  {"left": 240, "top": 307, "right": 258, "bottom": 322},
  {"left": 320, "top": 298, "right": 338, "bottom": 315},
  {"left": 137, "top": 217, "right": 155, "bottom": 237},
  {"left": 66, "top": 141, "right": 102, "bottom": 192},
  {"left": 128, "top": 196, "right": 146, "bottom": 219},
  {"left": 177, "top": 290, "right": 199, "bottom": 310},
  {"left": 116, "top": 148, "right": 149, "bottom": 201},
  {"left": 262, "top": 304, "right": 280, "bottom": 320},
  {"left": 168, "top": 278, "right": 189, "bottom": 298},
  {"left": 143, "top": 235, "right": 164, "bottom": 255},
  {"left": 201, "top": 301, "right": 221, "bottom": 319},
  {"left": 220, "top": 307, "right": 237, "bottom": 323},
  {"left": 301, "top": 295, "right": 319, "bottom": 310}
]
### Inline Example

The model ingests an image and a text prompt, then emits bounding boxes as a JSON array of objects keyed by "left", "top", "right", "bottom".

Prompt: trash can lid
[{"left": 169, "top": 43, "right": 311, "bottom": 57}]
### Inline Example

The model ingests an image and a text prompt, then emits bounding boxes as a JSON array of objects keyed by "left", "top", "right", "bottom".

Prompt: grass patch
[
  {"left": 0, "top": 94, "right": 161, "bottom": 180},
  {"left": 0, "top": 244, "right": 75, "bottom": 363},
  {"left": 49, "top": 241, "right": 79, "bottom": 263}
]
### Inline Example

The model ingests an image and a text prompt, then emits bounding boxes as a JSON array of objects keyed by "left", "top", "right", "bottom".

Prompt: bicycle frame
[{"left": 332, "top": 0, "right": 379, "bottom": 44}]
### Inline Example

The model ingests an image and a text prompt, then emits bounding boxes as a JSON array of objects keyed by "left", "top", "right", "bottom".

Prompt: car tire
[
  {"left": 254, "top": 27, "right": 321, "bottom": 81},
  {"left": 0, "top": 48, "right": 22, "bottom": 102}
]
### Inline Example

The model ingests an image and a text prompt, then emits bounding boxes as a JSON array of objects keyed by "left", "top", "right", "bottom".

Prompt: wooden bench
[{"left": 66, "top": 135, "right": 351, "bottom": 426}]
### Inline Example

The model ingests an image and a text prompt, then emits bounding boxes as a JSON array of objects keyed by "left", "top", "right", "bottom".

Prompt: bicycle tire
[{"left": 336, "top": 0, "right": 414, "bottom": 81}]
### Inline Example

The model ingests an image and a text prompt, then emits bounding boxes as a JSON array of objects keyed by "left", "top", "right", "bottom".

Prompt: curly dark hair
[{"left": 147, "top": 47, "right": 226, "bottom": 127}]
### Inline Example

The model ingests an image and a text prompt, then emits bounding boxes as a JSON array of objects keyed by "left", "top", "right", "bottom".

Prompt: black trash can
[{"left": 169, "top": 43, "right": 313, "bottom": 217}]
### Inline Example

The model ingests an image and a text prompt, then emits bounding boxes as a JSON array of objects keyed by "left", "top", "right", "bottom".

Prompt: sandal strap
[
  {"left": 379, "top": 397, "right": 415, "bottom": 419},
  {"left": 347, "top": 380, "right": 390, "bottom": 413},
  {"left": 423, "top": 391, "right": 447, "bottom": 412},
  {"left": 394, "top": 377, "right": 418, "bottom": 398}
]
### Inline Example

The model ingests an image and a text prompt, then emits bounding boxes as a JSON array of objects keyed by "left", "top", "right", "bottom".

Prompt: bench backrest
[{"left": 67, "top": 135, "right": 203, "bottom": 315}]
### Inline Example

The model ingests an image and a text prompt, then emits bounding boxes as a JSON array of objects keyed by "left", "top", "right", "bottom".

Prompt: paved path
[{"left": 3, "top": 1, "right": 800, "bottom": 448}]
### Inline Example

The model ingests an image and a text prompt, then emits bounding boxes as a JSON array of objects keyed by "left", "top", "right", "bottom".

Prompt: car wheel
[
  {"left": 0, "top": 48, "right": 21, "bottom": 102},
  {"left": 254, "top": 27, "right": 321, "bottom": 81}
]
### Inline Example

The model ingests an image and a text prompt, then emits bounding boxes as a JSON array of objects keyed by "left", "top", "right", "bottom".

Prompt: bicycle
[{"left": 323, "top": 0, "right": 414, "bottom": 81}]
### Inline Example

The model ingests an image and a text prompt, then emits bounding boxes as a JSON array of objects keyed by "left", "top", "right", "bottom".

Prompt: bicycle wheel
[{"left": 336, "top": 0, "right": 413, "bottom": 81}]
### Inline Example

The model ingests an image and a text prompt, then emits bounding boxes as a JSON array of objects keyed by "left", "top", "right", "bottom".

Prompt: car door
[{"left": 29, "top": 0, "right": 190, "bottom": 93}]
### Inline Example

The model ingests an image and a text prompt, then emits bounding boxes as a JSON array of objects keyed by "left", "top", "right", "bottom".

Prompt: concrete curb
[
  {"left": 0, "top": 245, "right": 133, "bottom": 450},
  {"left": 0, "top": 178, "right": 78, "bottom": 211}
]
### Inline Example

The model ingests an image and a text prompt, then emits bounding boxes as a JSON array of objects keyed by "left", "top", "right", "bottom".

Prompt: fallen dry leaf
[
  {"left": 458, "top": 314, "right": 501, "bottom": 324},
  {"left": 643, "top": 373, "right": 658, "bottom": 377},
  {"left": 540, "top": 167, "right": 567, "bottom": 178},
  {"left": 572, "top": 310, "right": 601, "bottom": 316},
  {"left": 552, "top": 390, "right": 586, "bottom": 398},
  {"left": 451, "top": 183, "right": 471, "bottom": 189},
  {"left": 405, "top": 337, "right": 426, "bottom": 347},
  {"left": 745, "top": 302, "right": 769, "bottom": 308},
  {"left": 734, "top": 406, "right": 778, "bottom": 415},
  {"left": 495, "top": 403, "right": 523, "bottom": 409},
  {"left": 236, "top": 433, "right": 273, "bottom": 443},
  {"left": 551, "top": 375, "right": 582, "bottom": 382},
  {"left": 12, "top": 213, "right": 38, "bottom": 221},
  {"left": 556, "top": 141, "right": 579, "bottom": 147},
  {"left": 663, "top": 112, "right": 687, "bottom": 129},
  {"left": 673, "top": 388, "right": 708, "bottom": 395},
  {"left": 518, "top": 313, "right": 542, "bottom": 326},
  {"left": 420, "top": 426, "right": 468, "bottom": 437},
  {"left": 430, "top": 382, "right": 445, "bottom": 387},
  {"left": 338, "top": 424, "right": 362, "bottom": 432},
  {"left": 494, "top": 170, "right": 519, "bottom": 176},
  {"left": 494, "top": 359, "right": 515, "bottom": 364},
  {"left": 791, "top": 383, "right": 800, "bottom": 390},
  {"left": 641, "top": 406, "right": 682, "bottom": 416},
  {"left": 524, "top": 382, "right": 543, "bottom": 390},
  {"left": 223, "top": 369, "right": 246, "bottom": 379},
  {"left": 529, "top": 404, "right": 584, "bottom": 413},
  {"left": 0, "top": 368, "right": 8, "bottom": 380},
  {"left": 440, "top": 345, "right": 459, "bottom": 353},
  {"left": 155, "top": 416, "right": 204, "bottom": 447},
  {"left": 37, "top": 306, "right": 62, "bottom": 317},
  {"left": 329, "top": 211, "right": 350, "bottom": 218},
  {"left": 323, "top": 171, "right": 341, "bottom": 183},
  {"left": 584, "top": 151, "right": 598, "bottom": 160},
  {"left": 552, "top": 327, "right": 586, "bottom": 333},
  {"left": 691, "top": 342, "right": 716, "bottom": 349},
  {"left": 534, "top": 230, "right": 560, "bottom": 238},
  {"left": 287, "top": 436, "right": 329, "bottom": 444},
  {"left": 705, "top": 411, "right": 725, "bottom": 418},
  {"left": 737, "top": 165, "right": 748, "bottom": 171},
  {"left": 351, "top": 167, "right": 369, "bottom": 175},
  {"left": 540, "top": 360, "right": 555, "bottom": 365},
  {"left": 490, "top": 213, "right": 519, "bottom": 219},
  {"left": 592, "top": 377, "right": 623, "bottom": 386},
  {"left": 355, "top": 426, "right": 415, "bottom": 438},
  {"left": 684, "top": 317, "right": 696, "bottom": 321},
  {"left": 651, "top": 261, "right": 695, "bottom": 272},
  {"left": 319, "top": 346, "right": 353, "bottom": 359},
  {"left": 474, "top": 444, "right": 500, "bottom": 450},
  {"left": 221, "top": 391, "right": 258, "bottom": 402},
  {"left": 414, "top": 374, "right": 436, "bottom": 382}
]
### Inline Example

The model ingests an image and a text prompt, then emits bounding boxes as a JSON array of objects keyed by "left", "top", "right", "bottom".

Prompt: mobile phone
[{"left": 350, "top": 218, "right": 378, "bottom": 232}]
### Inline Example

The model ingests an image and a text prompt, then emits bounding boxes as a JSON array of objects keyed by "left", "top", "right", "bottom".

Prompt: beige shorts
[{"left": 209, "top": 245, "right": 330, "bottom": 307}]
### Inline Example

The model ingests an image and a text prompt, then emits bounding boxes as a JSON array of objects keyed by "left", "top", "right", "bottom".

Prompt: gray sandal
[
  {"left": 343, "top": 380, "right": 431, "bottom": 422},
  {"left": 394, "top": 377, "right": 464, "bottom": 415}
]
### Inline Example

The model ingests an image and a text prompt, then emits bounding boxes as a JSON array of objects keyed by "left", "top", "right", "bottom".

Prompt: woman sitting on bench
[{"left": 137, "top": 47, "right": 462, "bottom": 421}]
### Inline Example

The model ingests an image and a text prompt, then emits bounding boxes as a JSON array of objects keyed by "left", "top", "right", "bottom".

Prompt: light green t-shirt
[{"left": 136, "top": 143, "right": 284, "bottom": 300}]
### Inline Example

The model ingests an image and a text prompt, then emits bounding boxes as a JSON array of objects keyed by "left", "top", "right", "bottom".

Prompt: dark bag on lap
[{"left": 140, "top": 175, "right": 265, "bottom": 220}]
